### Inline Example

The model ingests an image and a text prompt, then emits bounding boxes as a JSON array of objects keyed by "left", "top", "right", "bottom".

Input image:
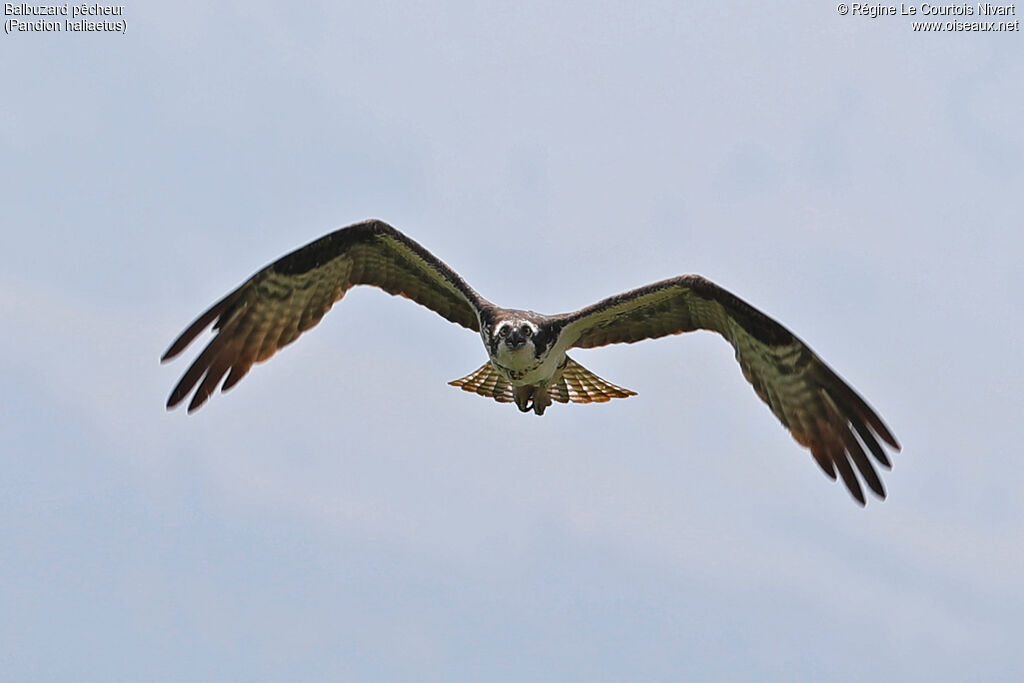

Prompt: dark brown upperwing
[
  {"left": 162, "top": 219, "right": 486, "bottom": 412},
  {"left": 557, "top": 275, "right": 900, "bottom": 505}
]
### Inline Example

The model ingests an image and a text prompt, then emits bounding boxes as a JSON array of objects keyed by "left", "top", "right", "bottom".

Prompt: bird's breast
[{"left": 491, "top": 346, "right": 565, "bottom": 386}]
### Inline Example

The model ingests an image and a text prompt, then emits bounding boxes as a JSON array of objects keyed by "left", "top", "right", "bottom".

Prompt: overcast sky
[{"left": 3, "top": 2, "right": 1023, "bottom": 681}]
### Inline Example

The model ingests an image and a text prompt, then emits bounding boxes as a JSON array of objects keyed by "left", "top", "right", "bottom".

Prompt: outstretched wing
[
  {"left": 162, "top": 219, "right": 486, "bottom": 412},
  {"left": 557, "top": 275, "right": 900, "bottom": 505}
]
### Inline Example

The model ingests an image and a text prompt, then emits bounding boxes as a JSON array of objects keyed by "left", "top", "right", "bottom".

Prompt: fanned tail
[
  {"left": 448, "top": 362, "right": 515, "bottom": 403},
  {"left": 547, "top": 357, "right": 636, "bottom": 404},
  {"left": 449, "top": 357, "right": 635, "bottom": 407}
]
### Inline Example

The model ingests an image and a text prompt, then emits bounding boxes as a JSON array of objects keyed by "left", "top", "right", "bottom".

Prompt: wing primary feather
[
  {"left": 820, "top": 389, "right": 879, "bottom": 502},
  {"left": 189, "top": 355, "right": 233, "bottom": 412},
  {"left": 848, "top": 413, "right": 892, "bottom": 469},
  {"left": 166, "top": 334, "right": 231, "bottom": 408},
  {"left": 821, "top": 371, "right": 895, "bottom": 470},
  {"left": 839, "top": 424, "right": 886, "bottom": 499},
  {"left": 830, "top": 444, "right": 866, "bottom": 506},
  {"left": 808, "top": 444, "right": 838, "bottom": 480},
  {"left": 819, "top": 365, "right": 900, "bottom": 450},
  {"left": 161, "top": 286, "right": 247, "bottom": 362},
  {"left": 221, "top": 363, "right": 253, "bottom": 392}
]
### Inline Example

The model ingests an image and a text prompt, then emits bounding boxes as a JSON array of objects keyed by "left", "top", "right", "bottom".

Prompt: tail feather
[
  {"left": 448, "top": 363, "right": 515, "bottom": 403},
  {"left": 547, "top": 357, "right": 636, "bottom": 404},
  {"left": 450, "top": 357, "right": 636, "bottom": 407}
]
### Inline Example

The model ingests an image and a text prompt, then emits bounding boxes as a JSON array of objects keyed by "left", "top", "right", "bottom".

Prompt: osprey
[{"left": 163, "top": 219, "right": 900, "bottom": 505}]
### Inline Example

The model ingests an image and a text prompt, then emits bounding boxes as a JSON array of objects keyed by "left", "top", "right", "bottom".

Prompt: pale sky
[{"left": 3, "top": 2, "right": 1023, "bottom": 681}]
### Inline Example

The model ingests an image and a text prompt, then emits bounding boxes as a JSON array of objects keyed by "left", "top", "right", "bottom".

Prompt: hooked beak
[{"left": 505, "top": 330, "right": 525, "bottom": 349}]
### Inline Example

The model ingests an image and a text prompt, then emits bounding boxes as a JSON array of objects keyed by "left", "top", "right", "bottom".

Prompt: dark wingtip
[
  {"left": 166, "top": 387, "right": 186, "bottom": 410},
  {"left": 865, "top": 478, "right": 886, "bottom": 501},
  {"left": 876, "top": 426, "right": 900, "bottom": 452},
  {"left": 162, "top": 285, "right": 248, "bottom": 363},
  {"left": 162, "top": 321, "right": 208, "bottom": 363},
  {"left": 165, "top": 365, "right": 198, "bottom": 409},
  {"left": 187, "top": 390, "right": 210, "bottom": 413}
]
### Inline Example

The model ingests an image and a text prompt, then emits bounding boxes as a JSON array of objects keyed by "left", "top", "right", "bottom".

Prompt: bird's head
[
  {"left": 495, "top": 318, "right": 538, "bottom": 353},
  {"left": 481, "top": 311, "right": 556, "bottom": 369}
]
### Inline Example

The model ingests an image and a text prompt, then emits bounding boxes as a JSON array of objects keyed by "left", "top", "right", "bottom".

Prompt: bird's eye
[
  {"left": 498, "top": 325, "right": 510, "bottom": 337},
  {"left": 521, "top": 325, "right": 533, "bottom": 337}
]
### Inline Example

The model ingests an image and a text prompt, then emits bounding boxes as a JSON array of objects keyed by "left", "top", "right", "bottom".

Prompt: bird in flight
[{"left": 163, "top": 219, "right": 900, "bottom": 504}]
